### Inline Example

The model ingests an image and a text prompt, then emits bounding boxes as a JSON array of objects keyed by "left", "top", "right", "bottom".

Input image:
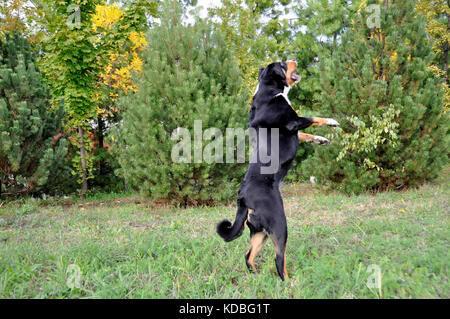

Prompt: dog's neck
[
  {"left": 275, "top": 86, "right": 291, "bottom": 106},
  {"left": 253, "top": 83, "right": 292, "bottom": 105}
]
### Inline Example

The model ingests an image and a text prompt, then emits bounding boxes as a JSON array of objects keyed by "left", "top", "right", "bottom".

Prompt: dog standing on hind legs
[{"left": 216, "top": 60, "right": 339, "bottom": 280}]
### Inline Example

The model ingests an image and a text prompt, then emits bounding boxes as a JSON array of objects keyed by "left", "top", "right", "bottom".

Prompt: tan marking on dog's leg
[
  {"left": 311, "top": 117, "right": 339, "bottom": 127},
  {"left": 246, "top": 209, "right": 254, "bottom": 223},
  {"left": 298, "top": 133, "right": 316, "bottom": 143},
  {"left": 270, "top": 235, "right": 289, "bottom": 280},
  {"left": 247, "top": 232, "right": 268, "bottom": 272},
  {"left": 245, "top": 209, "right": 254, "bottom": 256},
  {"left": 311, "top": 117, "right": 329, "bottom": 126},
  {"left": 299, "top": 133, "right": 330, "bottom": 145},
  {"left": 283, "top": 246, "right": 289, "bottom": 280}
]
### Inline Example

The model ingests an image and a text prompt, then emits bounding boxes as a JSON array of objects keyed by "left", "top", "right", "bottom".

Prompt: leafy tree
[
  {"left": 208, "top": 0, "right": 294, "bottom": 95},
  {"left": 114, "top": 1, "right": 249, "bottom": 205},
  {"left": 207, "top": 0, "right": 319, "bottom": 183},
  {"left": 0, "top": 0, "right": 38, "bottom": 38},
  {"left": 290, "top": 0, "right": 360, "bottom": 109},
  {"left": 416, "top": 0, "right": 449, "bottom": 111},
  {"left": 38, "top": 0, "right": 102, "bottom": 198},
  {"left": 302, "top": 0, "right": 448, "bottom": 194},
  {"left": 38, "top": 0, "right": 156, "bottom": 196},
  {"left": 90, "top": 1, "right": 156, "bottom": 190},
  {"left": 0, "top": 0, "right": 28, "bottom": 36},
  {"left": 0, "top": 33, "right": 69, "bottom": 197},
  {"left": 0, "top": 0, "right": 49, "bottom": 53},
  {"left": 283, "top": 0, "right": 361, "bottom": 181}
]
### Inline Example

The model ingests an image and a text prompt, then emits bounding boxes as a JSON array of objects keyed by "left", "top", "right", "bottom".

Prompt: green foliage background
[
  {"left": 0, "top": 0, "right": 448, "bottom": 199},
  {"left": 0, "top": 33, "right": 71, "bottom": 196},
  {"left": 302, "top": 0, "right": 448, "bottom": 194},
  {"left": 114, "top": 2, "right": 249, "bottom": 204}
]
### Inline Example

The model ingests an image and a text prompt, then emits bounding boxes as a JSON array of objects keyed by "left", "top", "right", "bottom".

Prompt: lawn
[{"left": 0, "top": 172, "right": 448, "bottom": 298}]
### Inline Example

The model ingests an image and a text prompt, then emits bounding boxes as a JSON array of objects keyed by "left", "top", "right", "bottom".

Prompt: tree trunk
[
  {"left": 97, "top": 115, "right": 105, "bottom": 178},
  {"left": 443, "top": 12, "right": 449, "bottom": 84},
  {"left": 78, "top": 126, "right": 88, "bottom": 199},
  {"left": 379, "top": 0, "right": 389, "bottom": 81}
]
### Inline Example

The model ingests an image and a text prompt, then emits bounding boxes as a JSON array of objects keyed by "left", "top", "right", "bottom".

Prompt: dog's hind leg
[
  {"left": 270, "top": 222, "right": 289, "bottom": 281},
  {"left": 245, "top": 229, "right": 268, "bottom": 272},
  {"left": 244, "top": 210, "right": 268, "bottom": 272}
]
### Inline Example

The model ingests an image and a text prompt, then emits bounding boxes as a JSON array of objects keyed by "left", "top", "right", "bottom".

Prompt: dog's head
[{"left": 258, "top": 60, "right": 300, "bottom": 87}]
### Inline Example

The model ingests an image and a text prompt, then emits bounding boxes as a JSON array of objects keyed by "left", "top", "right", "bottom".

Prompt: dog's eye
[{"left": 281, "top": 63, "right": 287, "bottom": 71}]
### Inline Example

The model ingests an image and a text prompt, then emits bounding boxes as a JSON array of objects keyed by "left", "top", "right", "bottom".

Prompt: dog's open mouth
[{"left": 291, "top": 73, "right": 300, "bottom": 82}]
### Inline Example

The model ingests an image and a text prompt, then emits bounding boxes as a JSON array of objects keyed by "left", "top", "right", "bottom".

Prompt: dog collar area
[{"left": 275, "top": 86, "right": 292, "bottom": 106}]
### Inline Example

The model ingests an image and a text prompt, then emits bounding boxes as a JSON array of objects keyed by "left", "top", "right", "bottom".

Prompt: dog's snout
[{"left": 286, "top": 59, "right": 297, "bottom": 66}]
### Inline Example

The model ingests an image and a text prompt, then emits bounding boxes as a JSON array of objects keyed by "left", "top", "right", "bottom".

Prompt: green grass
[{"left": 0, "top": 172, "right": 448, "bottom": 298}]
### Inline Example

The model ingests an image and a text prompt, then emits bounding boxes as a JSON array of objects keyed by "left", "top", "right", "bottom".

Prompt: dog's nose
[{"left": 286, "top": 59, "right": 297, "bottom": 66}]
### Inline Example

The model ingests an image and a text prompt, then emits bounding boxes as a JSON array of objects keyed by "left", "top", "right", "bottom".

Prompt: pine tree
[
  {"left": 302, "top": 0, "right": 448, "bottom": 194},
  {"left": 0, "top": 33, "right": 69, "bottom": 197},
  {"left": 291, "top": 0, "right": 358, "bottom": 109},
  {"left": 285, "top": 0, "right": 360, "bottom": 182},
  {"left": 113, "top": 1, "right": 249, "bottom": 205}
]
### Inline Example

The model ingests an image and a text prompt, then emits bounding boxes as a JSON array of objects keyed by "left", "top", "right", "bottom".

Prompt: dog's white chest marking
[
  {"left": 254, "top": 84, "right": 292, "bottom": 106},
  {"left": 275, "top": 86, "right": 291, "bottom": 106}
]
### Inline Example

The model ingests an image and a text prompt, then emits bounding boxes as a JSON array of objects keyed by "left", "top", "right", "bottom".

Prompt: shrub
[
  {"left": 0, "top": 33, "right": 71, "bottom": 197},
  {"left": 302, "top": 0, "right": 448, "bottom": 194},
  {"left": 113, "top": 2, "right": 249, "bottom": 205}
]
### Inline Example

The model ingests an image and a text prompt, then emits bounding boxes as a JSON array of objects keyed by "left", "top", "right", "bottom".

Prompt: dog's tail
[{"left": 216, "top": 204, "right": 247, "bottom": 242}]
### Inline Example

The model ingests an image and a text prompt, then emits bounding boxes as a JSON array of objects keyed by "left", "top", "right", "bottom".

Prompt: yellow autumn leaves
[
  {"left": 92, "top": 3, "right": 123, "bottom": 32},
  {"left": 91, "top": 3, "right": 148, "bottom": 118}
]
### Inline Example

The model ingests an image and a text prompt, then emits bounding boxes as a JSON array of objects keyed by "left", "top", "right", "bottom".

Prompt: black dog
[{"left": 216, "top": 61, "right": 339, "bottom": 280}]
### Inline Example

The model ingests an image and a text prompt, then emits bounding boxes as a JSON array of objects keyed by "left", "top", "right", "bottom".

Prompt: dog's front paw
[
  {"left": 314, "top": 135, "right": 330, "bottom": 145},
  {"left": 325, "top": 118, "right": 340, "bottom": 127}
]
